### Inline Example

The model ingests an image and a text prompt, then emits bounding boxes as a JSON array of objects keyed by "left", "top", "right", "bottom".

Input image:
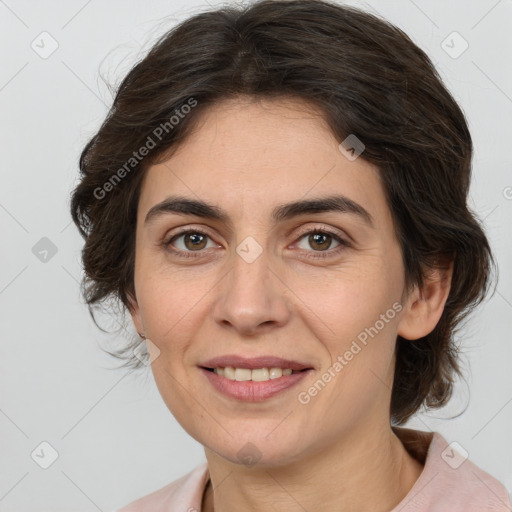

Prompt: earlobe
[
  {"left": 127, "top": 293, "right": 144, "bottom": 336},
  {"left": 397, "top": 260, "right": 453, "bottom": 341}
]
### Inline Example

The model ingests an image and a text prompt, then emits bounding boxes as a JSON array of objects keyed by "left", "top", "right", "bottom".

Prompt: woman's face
[{"left": 130, "top": 96, "right": 417, "bottom": 466}]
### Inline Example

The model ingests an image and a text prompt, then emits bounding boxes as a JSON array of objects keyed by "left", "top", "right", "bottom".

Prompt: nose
[{"left": 212, "top": 245, "right": 291, "bottom": 336}]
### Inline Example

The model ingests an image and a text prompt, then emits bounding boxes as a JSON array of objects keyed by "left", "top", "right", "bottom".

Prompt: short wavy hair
[{"left": 70, "top": 0, "right": 496, "bottom": 425}]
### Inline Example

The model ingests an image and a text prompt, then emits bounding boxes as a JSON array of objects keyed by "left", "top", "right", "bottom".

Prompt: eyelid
[
  {"left": 289, "top": 225, "right": 350, "bottom": 259},
  {"left": 162, "top": 225, "right": 220, "bottom": 249},
  {"left": 163, "top": 222, "right": 350, "bottom": 257},
  {"left": 292, "top": 223, "right": 349, "bottom": 244},
  {"left": 163, "top": 223, "right": 347, "bottom": 243},
  {"left": 163, "top": 224, "right": 217, "bottom": 241}
]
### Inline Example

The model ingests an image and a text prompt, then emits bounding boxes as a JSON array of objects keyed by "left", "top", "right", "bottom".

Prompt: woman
[{"left": 70, "top": 0, "right": 511, "bottom": 510}]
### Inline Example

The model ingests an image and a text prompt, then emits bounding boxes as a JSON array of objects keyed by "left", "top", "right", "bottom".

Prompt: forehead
[{"left": 138, "top": 96, "right": 391, "bottom": 230}]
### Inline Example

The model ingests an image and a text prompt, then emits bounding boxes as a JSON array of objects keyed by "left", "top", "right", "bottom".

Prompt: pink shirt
[{"left": 115, "top": 427, "right": 511, "bottom": 511}]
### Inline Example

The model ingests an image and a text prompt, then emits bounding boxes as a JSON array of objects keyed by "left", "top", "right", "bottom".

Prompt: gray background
[{"left": 1, "top": 0, "right": 511, "bottom": 510}]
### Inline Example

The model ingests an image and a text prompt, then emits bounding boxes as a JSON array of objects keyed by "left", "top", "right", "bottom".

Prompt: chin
[{"left": 207, "top": 434, "right": 307, "bottom": 469}]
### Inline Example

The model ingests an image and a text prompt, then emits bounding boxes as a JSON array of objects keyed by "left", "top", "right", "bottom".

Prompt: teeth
[
  {"left": 252, "top": 368, "right": 269, "bottom": 381},
  {"left": 224, "top": 366, "right": 235, "bottom": 380},
  {"left": 234, "top": 368, "right": 251, "bottom": 381},
  {"left": 213, "top": 367, "right": 295, "bottom": 381}
]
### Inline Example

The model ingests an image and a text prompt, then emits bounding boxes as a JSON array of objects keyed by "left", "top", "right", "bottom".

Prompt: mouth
[
  {"left": 200, "top": 366, "right": 309, "bottom": 380},
  {"left": 198, "top": 356, "right": 314, "bottom": 401},
  {"left": 199, "top": 355, "right": 314, "bottom": 372}
]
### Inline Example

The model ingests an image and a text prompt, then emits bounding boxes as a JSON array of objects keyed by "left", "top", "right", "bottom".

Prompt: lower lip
[{"left": 200, "top": 368, "right": 313, "bottom": 402}]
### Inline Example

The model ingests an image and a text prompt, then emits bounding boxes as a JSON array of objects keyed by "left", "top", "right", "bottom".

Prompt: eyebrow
[{"left": 144, "top": 194, "right": 374, "bottom": 228}]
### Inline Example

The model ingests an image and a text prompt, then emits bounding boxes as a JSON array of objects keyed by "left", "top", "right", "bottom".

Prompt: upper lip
[{"left": 200, "top": 355, "right": 313, "bottom": 371}]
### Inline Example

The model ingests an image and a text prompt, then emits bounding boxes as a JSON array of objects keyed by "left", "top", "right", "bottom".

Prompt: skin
[{"left": 129, "top": 96, "right": 452, "bottom": 512}]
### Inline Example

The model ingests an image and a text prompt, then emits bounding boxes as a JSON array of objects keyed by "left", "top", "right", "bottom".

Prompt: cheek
[
  {"left": 305, "top": 305, "right": 399, "bottom": 429},
  {"left": 291, "top": 255, "right": 400, "bottom": 338},
  {"left": 134, "top": 262, "right": 220, "bottom": 359},
  {"left": 299, "top": 257, "right": 401, "bottom": 389}
]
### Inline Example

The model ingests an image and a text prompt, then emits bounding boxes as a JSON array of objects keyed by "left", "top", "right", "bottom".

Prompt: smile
[
  {"left": 200, "top": 366, "right": 313, "bottom": 401},
  {"left": 208, "top": 366, "right": 302, "bottom": 381}
]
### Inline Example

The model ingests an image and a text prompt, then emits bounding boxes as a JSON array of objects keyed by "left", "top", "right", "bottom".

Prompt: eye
[
  {"left": 163, "top": 226, "right": 349, "bottom": 260},
  {"left": 164, "top": 229, "right": 218, "bottom": 257},
  {"left": 294, "top": 228, "right": 348, "bottom": 258}
]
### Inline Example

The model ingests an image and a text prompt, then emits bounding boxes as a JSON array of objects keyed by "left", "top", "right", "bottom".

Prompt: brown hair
[{"left": 70, "top": 0, "right": 496, "bottom": 425}]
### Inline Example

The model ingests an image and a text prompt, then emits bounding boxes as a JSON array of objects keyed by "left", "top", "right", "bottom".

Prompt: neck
[{"left": 201, "top": 423, "right": 424, "bottom": 512}]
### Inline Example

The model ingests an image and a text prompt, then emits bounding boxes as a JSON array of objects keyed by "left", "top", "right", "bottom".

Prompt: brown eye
[
  {"left": 166, "top": 230, "right": 215, "bottom": 253},
  {"left": 297, "top": 230, "right": 341, "bottom": 252},
  {"left": 182, "top": 232, "right": 208, "bottom": 251},
  {"left": 294, "top": 228, "right": 348, "bottom": 259},
  {"left": 308, "top": 232, "right": 333, "bottom": 251}
]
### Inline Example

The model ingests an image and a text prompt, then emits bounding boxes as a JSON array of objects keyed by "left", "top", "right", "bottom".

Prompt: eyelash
[{"left": 162, "top": 226, "right": 349, "bottom": 260}]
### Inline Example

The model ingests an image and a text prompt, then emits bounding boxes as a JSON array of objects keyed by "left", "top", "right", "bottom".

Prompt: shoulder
[
  {"left": 393, "top": 427, "right": 511, "bottom": 511},
  {"left": 113, "top": 462, "right": 209, "bottom": 512}
]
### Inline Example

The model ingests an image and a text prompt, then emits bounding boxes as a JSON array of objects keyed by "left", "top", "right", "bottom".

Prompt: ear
[
  {"left": 397, "top": 259, "right": 454, "bottom": 340},
  {"left": 127, "top": 293, "right": 145, "bottom": 337}
]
